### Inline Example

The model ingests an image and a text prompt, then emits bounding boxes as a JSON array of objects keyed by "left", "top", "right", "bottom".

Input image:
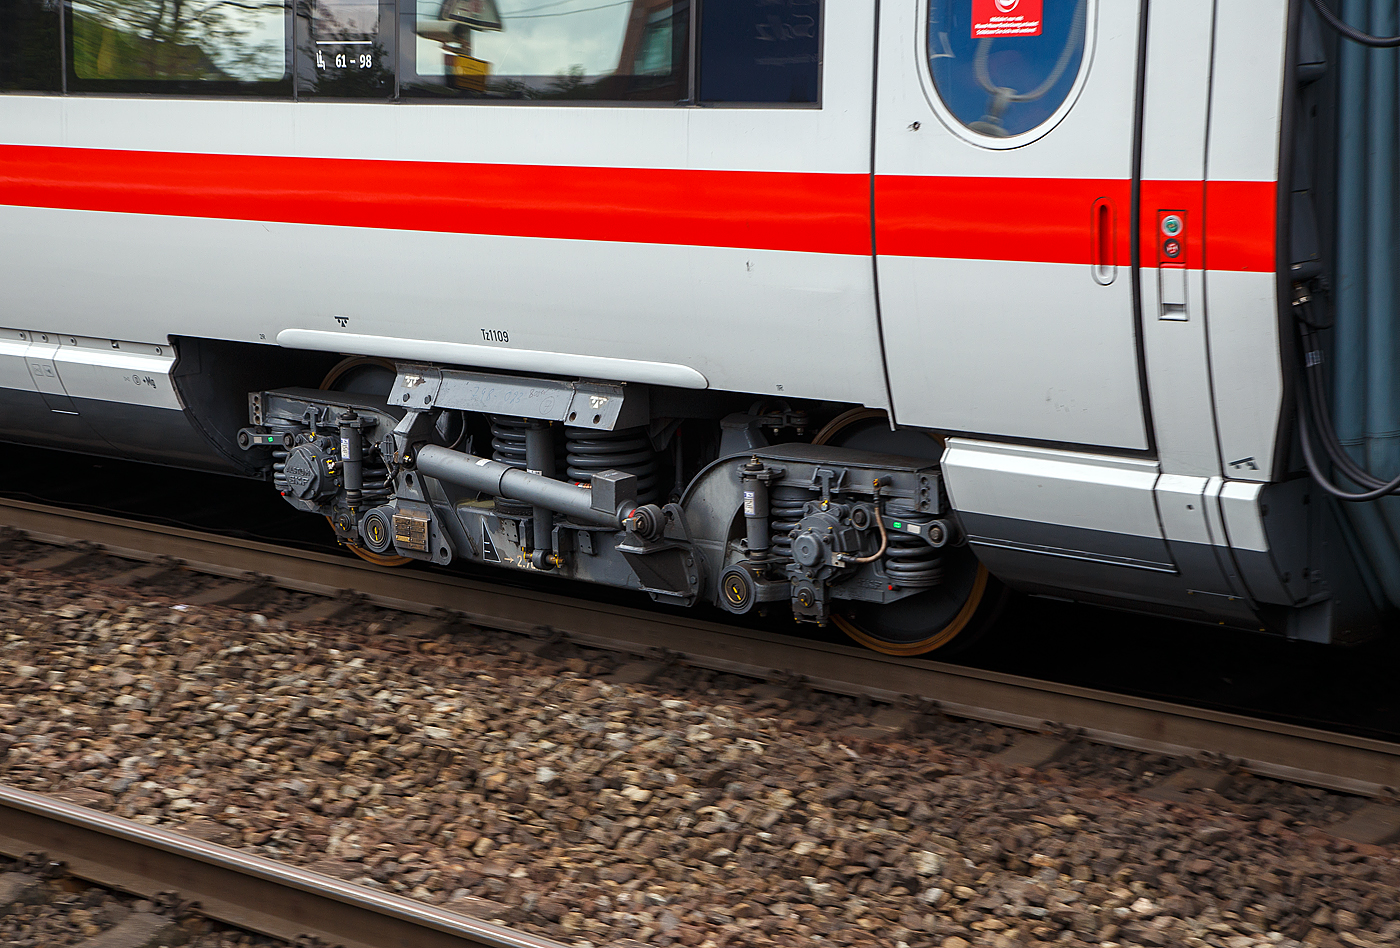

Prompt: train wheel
[
  {"left": 321, "top": 357, "right": 413, "bottom": 567},
  {"left": 813, "top": 409, "right": 1005, "bottom": 656}
]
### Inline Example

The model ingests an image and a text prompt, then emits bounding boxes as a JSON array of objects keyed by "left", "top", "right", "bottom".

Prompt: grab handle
[{"left": 1090, "top": 197, "right": 1117, "bottom": 285}]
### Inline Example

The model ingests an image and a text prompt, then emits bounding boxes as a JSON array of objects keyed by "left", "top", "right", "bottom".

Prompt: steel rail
[
  {"left": 2, "top": 497, "right": 1399, "bottom": 798},
  {"left": 0, "top": 783, "right": 569, "bottom": 948}
]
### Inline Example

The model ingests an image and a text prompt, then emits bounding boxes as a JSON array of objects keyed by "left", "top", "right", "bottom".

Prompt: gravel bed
[{"left": 0, "top": 550, "right": 1398, "bottom": 948}]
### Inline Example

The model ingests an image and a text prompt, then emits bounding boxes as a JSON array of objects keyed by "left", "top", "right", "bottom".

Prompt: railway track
[
  {"left": 0, "top": 783, "right": 568, "bottom": 948},
  {"left": 1, "top": 495, "right": 1398, "bottom": 802}
]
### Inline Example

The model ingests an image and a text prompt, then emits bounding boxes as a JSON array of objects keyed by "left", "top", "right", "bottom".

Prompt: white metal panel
[
  {"left": 0, "top": 327, "right": 183, "bottom": 410},
  {"left": 1203, "top": 270, "right": 1282, "bottom": 481},
  {"left": 0, "top": 8, "right": 886, "bottom": 415},
  {"left": 1202, "top": 475, "right": 1231, "bottom": 550},
  {"left": 879, "top": 256, "right": 1145, "bottom": 445},
  {"left": 1198, "top": 4, "right": 1286, "bottom": 484},
  {"left": 0, "top": 331, "right": 37, "bottom": 393},
  {"left": 0, "top": 95, "right": 64, "bottom": 146},
  {"left": 1218, "top": 479, "right": 1269, "bottom": 552},
  {"left": 942, "top": 439, "right": 1163, "bottom": 539},
  {"left": 874, "top": 0, "right": 1147, "bottom": 449},
  {"left": 1139, "top": 269, "right": 1221, "bottom": 476},
  {"left": 0, "top": 206, "right": 889, "bottom": 407},
  {"left": 1137, "top": 0, "right": 1223, "bottom": 479},
  {"left": 24, "top": 337, "right": 69, "bottom": 399},
  {"left": 1155, "top": 473, "right": 1213, "bottom": 545},
  {"left": 51, "top": 339, "right": 183, "bottom": 411},
  {"left": 1205, "top": 2, "right": 1289, "bottom": 183},
  {"left": 0, "top": 2, "right": 877, "bottom": 176},
  {"left": 1139, "top": 0, "right": 1216, "bottom": 184},
  {"left": 0, "top": 94, "right": 870, "bottom": 175},
  {"left": 278, "top": 330, "right": 707, "bottom": 389},
  {"left": 877, "top": 0, "right": 1140, "bottom": 179}
]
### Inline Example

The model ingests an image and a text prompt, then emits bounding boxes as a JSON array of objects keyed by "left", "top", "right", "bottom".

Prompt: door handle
[{"left": 1090, "top": 197, "right": 1117, "bottom": 285}]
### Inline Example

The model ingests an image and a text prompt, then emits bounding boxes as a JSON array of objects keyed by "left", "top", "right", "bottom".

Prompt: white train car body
[{"left": 0, "top": 0, "right": 1391, "bottom": 649}]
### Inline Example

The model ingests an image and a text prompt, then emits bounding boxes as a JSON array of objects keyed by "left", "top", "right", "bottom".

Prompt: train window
[
  {"left": 297, "top": 0, "right": 395, "bottom": 96},
  {"left": 400, "top": 0, "right": 688, "bottom": 101},
  {"left": 68, "top": 0, "right": 290, "bottom": 92},
  {"left": 697, "top": 0, "right": 820, "bottom": 104},
  {"left": 928, "top": 0, "right": 1087, "bottom": 139},
  {"left": 0, "top": 1, "right": 62, "bottom": 92}
]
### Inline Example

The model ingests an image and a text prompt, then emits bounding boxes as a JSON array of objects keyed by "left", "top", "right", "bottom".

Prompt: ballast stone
[{"left": 74, "top": 912, "right": 183, "bottom": 948}]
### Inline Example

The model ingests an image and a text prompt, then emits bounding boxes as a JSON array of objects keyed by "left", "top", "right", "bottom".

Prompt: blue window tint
[
  {"left": 699, "top": 0, "right": 819, "bottom": 104},
  {"left": 928, "top": 0, "right": 1087, "bottom": 138}
]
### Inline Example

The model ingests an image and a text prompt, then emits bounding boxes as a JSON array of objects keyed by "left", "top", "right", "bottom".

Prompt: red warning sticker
[{"left": 972, "top": 0, "right": 1043, "bottom": 37}]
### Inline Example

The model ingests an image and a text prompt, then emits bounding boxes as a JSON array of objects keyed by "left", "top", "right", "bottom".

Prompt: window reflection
[
  {"left": 71, "top": 0, "right": 287, "bottom": 82},
  {"left": 301, "top": 0, "right": 392, "bottom": 94},
  {"left": 403, "top": 0, "right": 686, "bottom": 100},
  {"left": 928, "top": 0, "right": 1087, "bottom": 138},
  {"left": 1, "top": 0, "right": 62, "bottom": 91}
]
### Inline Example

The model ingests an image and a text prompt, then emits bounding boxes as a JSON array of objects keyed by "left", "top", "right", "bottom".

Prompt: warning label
[
  {"left": 972, "top": 0, "right": 1043, "bottom": 37},
  {"left": 481, "top": 520, "right": 501, "bottom": 562}
]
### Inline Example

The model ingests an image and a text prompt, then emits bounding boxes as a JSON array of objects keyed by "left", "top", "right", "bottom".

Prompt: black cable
[
  {"left": 1297, "top": 322, "right": 1400, "bottom": 489},
  {"left": 1301, "top": 331, "right": 1375, "bottom": 483},
  {"left": 1308, "top": 0, "right": 1400, "bottom": 47},
  {"left": 1297, "top": 389, "right": 1400, "bottom": 499},
  {"left": 1294, "top": 321, "right": 1400, "bottom": 499}
]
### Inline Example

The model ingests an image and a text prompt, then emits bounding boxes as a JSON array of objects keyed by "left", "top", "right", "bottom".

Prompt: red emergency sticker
[{"left": 972, "top": 0, "right": 1043, "bottom": 38}]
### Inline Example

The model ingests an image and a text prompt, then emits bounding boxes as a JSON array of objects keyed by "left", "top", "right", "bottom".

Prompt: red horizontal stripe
[
  {"left": 0, "top": 144, "right": 873, "bottom": 256},
  {"left": 0, "top": 146, "right": 1277, "bottom": 271},
  {"left": 1204, "top": 179, "right": 1277, "bottom": 273},
  {"left": 880, "top": 175, "right": 1275, "bottom": 273},
  {"left": 1140, "top": 179, "right": 1205, "bottom": 267},
  {"left": 876, "top": 175, "right": 1134, "bottom": 266}
]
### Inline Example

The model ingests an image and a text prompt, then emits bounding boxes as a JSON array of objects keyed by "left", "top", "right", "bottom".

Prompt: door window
[{"left": 928, "top": 0, "right": 1088, "bottom": 140}]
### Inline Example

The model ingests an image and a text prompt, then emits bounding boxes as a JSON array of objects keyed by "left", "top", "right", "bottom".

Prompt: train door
[
  {"left": 873, "top": 0, "right": 1146, "bottom": 451},
  {"left": 1135, "top": 0, "right": 1262, "bottom": 620},
  {"left": 875, "top": 1, "right": 1229, "bottom": 619}
]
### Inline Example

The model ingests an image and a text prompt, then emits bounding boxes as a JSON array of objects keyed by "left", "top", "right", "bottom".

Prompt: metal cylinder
[
  {"left": 338, "top": 411, "right": 363, "bottom": 510},
  {"left": 740, "top": 459, "right": 770, "bottom": 556},
  {"left": 414, "top": 444, "right": 626, "bottom": 528},
  {"left": 488, "top": 415, "right": 532, "bottom": 516},
  {"left": 526, "top": 421, "right": 555, "bottom": 564}
]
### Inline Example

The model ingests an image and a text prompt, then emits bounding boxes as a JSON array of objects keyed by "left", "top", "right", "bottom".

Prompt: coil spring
[
  {"left": 882, "top": 503, "right": 943, "bottom": 589},
  {"left": 488, "top": 416, "right": 533, "bottom": 515},
  {"left": 272, "top": 447, "right": 288, "bottom": 493},
  {"left": 489, "top": 416, "right": 530, "bottom": 469},
  {"left": 769, "top": 486, "right": 815, "bottom": 558},
  {"left": 565, "top": 426, "right": 659, "bottom": 503},
  {"left": 359, "top": 463, "right": 393, "bottom": 502},
  {"left": 271, "top": 443, "right": 393, "bottom": 502}
]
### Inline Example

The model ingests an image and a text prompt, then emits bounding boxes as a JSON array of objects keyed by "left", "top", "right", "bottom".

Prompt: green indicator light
[{"left": 892, "top": 521, "right": 903, "bottom": 530}]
